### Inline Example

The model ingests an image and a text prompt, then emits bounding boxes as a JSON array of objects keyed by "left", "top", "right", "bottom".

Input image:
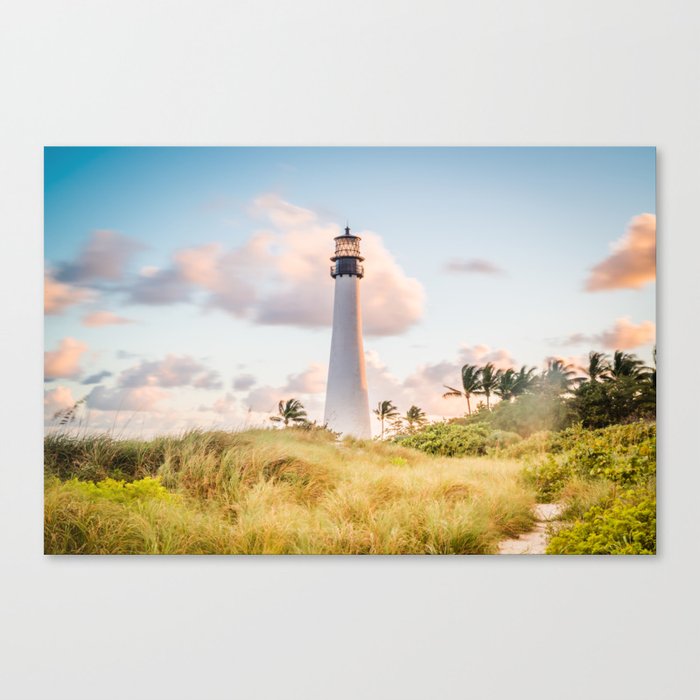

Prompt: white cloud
[
  {"left": 57, "top": 230, "right": 143, "bottom": 283},
  {"left": 86, "top": 385, "right": 168, "bottom": 412},
  {"left": 82, "top": 370, "right": 113, "bottom": 385},
  {"left": 232, "top": 373, "right": 256, "bottom": 391},
  {"left": 124, "top": 194, "right": 425, "bottom": 336},
  {"left": 119, "top": 355, "right": 222, "bottom": 390},
  {"left": 445, "top": 258, "right": 505, "bottom": 275},
  {"left": 199, "top": 393, "right": 237, "bottom": 415}
]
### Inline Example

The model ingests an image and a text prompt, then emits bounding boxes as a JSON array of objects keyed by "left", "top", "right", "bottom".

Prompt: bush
[
  {"left": 398, "top": 423, "right": 492, "bottom": 457},
  {"left": 63, "top": 476, "right": 174, "bottom": 504},
  {"left": 522, "top": 456, "right": 573, "bottom": 503},
  {"left": 523, "top": 422, "right": 655, "bottom": 501},
  {"left": 547, "top": 489, "right": 655, "bottom": 554},
  {"left": 518, "top": 422, "right": 657, "bottom": 555}
]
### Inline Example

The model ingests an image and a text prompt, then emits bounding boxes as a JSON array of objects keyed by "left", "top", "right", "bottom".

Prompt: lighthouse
[{"left": 324, "top": 225, "right": 371, "bottom": 439}]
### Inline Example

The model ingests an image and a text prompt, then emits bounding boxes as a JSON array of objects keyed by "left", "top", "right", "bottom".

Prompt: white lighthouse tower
[{"left": 324, "top": 225, "right": 371, "bottom": 439}]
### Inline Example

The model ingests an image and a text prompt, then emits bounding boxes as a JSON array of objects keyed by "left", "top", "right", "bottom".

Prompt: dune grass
[{"left": 44, "top": 428, "right": 536, "bottom": 555}]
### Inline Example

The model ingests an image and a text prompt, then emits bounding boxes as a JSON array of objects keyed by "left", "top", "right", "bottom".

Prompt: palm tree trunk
[
  {"left": 466, "top": 394, "right": 471, "bottom": 416},
  {"left": 380, "top": 418, "right": 384, "bottom": 440},
  {"left": 486, "top": 393, "right": 490, "bottom": 410}
]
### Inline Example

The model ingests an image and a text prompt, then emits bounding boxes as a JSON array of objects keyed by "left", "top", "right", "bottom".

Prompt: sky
[{"left": 44, "top": 147, "right": 656, "bottom": 436}]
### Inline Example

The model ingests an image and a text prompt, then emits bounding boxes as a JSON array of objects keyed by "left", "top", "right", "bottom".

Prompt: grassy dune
[{"left": 44, "top": 428, "right": 536, "bottom": 555}]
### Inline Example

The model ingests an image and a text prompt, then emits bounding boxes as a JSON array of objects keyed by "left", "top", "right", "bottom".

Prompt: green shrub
[
  {"left": 64, "top": 476, "right": 174, "bottom": 504},
  {"left": 519, "top": 422, "right": 657, "bottom": 555},
  {"left": 547, "top": 489, "right": 656, "bottom": 554},
  {"left": 522, "top": 456, "right": 572, "bottom": 503},
  {"left": 549, "top": 421, "right": 655, "bottom": 456},
  {"left": 523, "top": 422, "right": 655, "bottom": 501},
  {"left": 398, "top": 423, "right": 492, "bottom": 457}
]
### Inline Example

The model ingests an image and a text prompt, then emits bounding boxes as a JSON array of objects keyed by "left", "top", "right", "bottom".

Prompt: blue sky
[{"left": 44, "top": 147, "right": 656, "bottom": 435}]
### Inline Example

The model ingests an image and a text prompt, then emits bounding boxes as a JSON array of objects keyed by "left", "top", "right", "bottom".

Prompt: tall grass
[{"left": 45, "top": 428, "right": 535, "bottom": 555}]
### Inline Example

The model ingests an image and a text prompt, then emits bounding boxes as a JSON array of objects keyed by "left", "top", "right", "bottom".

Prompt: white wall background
[{"left": 1, "top": 2, "right": 698, "bottom": 698}]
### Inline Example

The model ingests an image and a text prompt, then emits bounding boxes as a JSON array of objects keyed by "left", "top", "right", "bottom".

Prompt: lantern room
[{"left": 330, "top": 226, "right": 365, "bottom": 278}]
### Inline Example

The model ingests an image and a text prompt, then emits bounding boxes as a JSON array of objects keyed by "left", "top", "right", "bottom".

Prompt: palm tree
[
  {"left": 495, "top": 368, "right": 518, "bottom": 402},
  {"left": 585, "top": 351, "right": 611, "bottom": 382},
  {"left": 270, "top": 398, "right": 307, "bottom": 427},
  {"left": 608, "top": 350, "right": 646, "bottom": 380},
  {"left": 513, "top": 365, "right": 538, "bottom": 396},
  {"left": 443, "top": 363, "right": 481, "bottom": 415},
  {"left": 475, "top": 363, "right": 501, "bottom": 410},
  {"left": 648, "top": 346, "right": 657, "bottom": 388},
  {"left": 374, "top": 400, "right": 400, "bottom": 440},
  {"left": 543, "top": 358, "right": 578, "bottom": 395},
  {"left": 404, "top": 405, "right": 427, "bottom": 433}
]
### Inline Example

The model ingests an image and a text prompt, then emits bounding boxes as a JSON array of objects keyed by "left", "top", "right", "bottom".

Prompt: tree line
[{"left": 270, "top": 349, "right": 655, "bottom": 437}]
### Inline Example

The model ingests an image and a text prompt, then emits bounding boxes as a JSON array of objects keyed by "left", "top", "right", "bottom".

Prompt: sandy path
[{"left": 497, "top": 503, "right": 563, "bottom": 555}]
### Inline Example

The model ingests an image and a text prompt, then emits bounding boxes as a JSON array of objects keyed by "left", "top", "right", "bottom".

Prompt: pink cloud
[
  {"left": 82, "top": 310, "right": 134, "bottom": 327},
  {"left": 243, "top": 361, "right": 328, "bottom": 414},
  {"left": 585, "top": 214, "right": 656, "bottom": 291},
  {"left": 44, "top": 385, "right": 76, "bottom": 420},
  {"left": 560, "top": 317, "right": 656, "bottom": 351},
  {"left": 598, "top": 318, "right": 656, "bottom": 349},
  {"left": 45, "top": 338, "right": 88, "bottom": 380},
  {"left": 284, "top": 362, "right": 327, "bottom": 394},
  {"left": 209, "top": 393, "right": 237, "bottom": 415},
  {"left": 44, "top": 270, "right": 91, "bottom": 314},
  {"left": 245, "top": 385, "right": 282, "bottom": 413}
]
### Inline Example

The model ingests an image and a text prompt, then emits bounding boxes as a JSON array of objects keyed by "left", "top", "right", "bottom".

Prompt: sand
[{"left": 497, "top": 503, "right": 563, "bottom": 555}]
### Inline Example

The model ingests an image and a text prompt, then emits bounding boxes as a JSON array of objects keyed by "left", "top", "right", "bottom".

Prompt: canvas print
[{"left": 44, "top": 147, "right": 656, "bottom": 555}]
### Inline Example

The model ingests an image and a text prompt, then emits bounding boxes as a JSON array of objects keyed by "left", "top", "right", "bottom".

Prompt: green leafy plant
[
  {"left": 65, "top": 476, "right": 174, "bottom": 504},
  {"left": 547, "top": 489, "right": 655, "bottom": 554},
  {"left": 399, "top": 422, "right": 493, "bottom": 457}
]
